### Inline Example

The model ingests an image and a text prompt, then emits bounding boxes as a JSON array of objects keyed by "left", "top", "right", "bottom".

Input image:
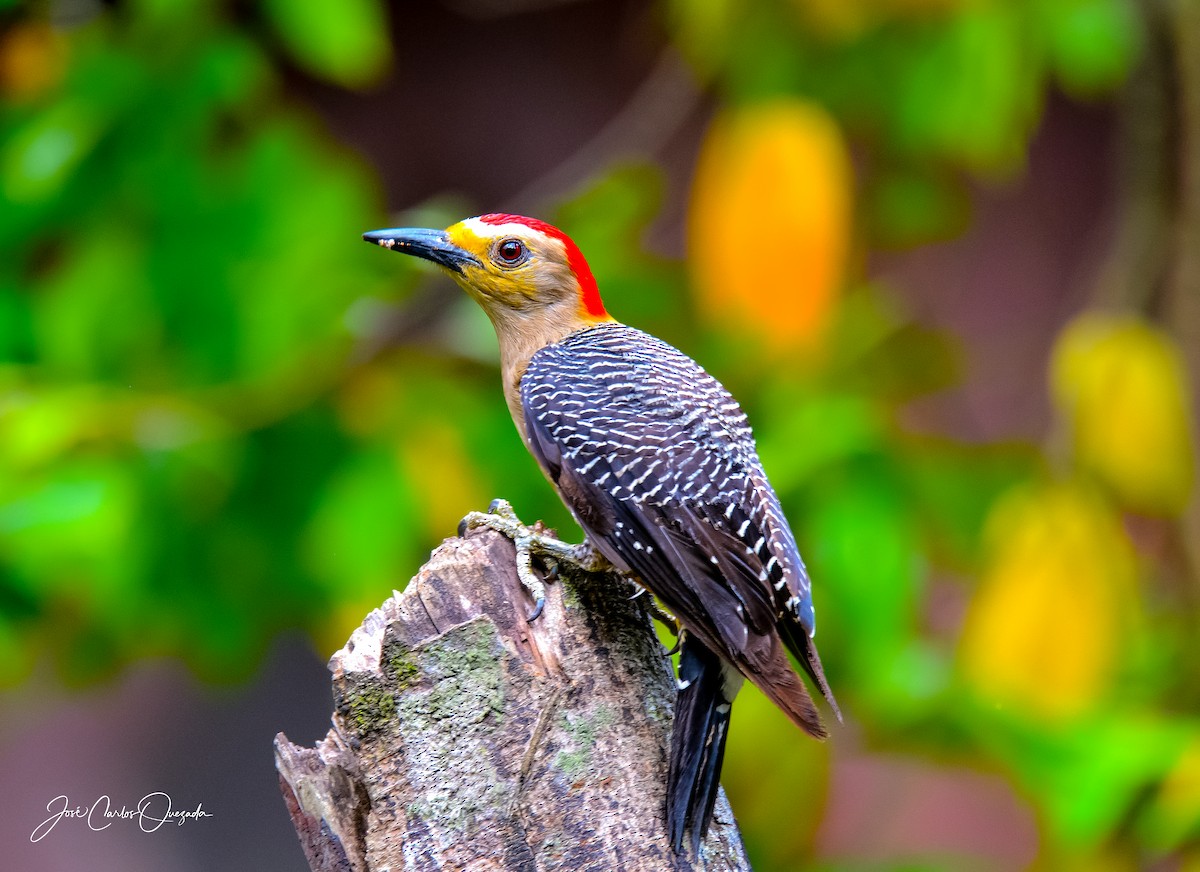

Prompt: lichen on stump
[{"left": 275, "top": 527, "right": 751, "bottom": 872}]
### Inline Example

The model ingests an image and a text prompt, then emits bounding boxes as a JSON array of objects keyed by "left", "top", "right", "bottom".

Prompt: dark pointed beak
[{"left": 362, "top": 227, "right": 481, "bottom": 275}]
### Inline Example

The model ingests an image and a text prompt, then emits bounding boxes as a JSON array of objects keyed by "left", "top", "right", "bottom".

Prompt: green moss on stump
[
  {"left": 555, "top": 703, "right": 616, "bottom": 780},
  {"left": 342, "top": 680, "right": 397, "bottom": 736},
  {"left": 384, "top": 645, "right": 420, "bottom": 690}
]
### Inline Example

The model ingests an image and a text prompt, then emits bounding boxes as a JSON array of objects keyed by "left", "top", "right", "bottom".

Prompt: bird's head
[{"left": 364, "top": 214, "right": 612, "bottom": 329}]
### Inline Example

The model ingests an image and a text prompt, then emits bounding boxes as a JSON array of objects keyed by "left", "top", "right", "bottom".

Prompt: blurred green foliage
[
  {"left": 0, "top": 0, "right": 407, "bottom": 681},
  {"left": 3, "top": 0, "right": 1199, "bottom": 870}
]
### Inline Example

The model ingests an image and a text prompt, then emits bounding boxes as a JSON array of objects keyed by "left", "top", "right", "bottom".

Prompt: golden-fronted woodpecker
[{"left": 364, "top": 213, "right": 840, "bottom": 853}]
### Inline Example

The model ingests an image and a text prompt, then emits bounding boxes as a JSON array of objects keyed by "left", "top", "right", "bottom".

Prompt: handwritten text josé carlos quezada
[{"left": 31, "top": 793, "right": 213, "bottom": 842}]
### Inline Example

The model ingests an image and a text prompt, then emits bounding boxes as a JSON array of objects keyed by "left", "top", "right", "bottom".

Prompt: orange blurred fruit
[{"left": 689, "top": 99, "right": 853, "bottom": 354}]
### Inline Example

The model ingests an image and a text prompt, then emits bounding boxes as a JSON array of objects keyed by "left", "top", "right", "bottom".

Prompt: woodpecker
[{"left": 364, "top": 214, "right": 840, "bottom": 853}]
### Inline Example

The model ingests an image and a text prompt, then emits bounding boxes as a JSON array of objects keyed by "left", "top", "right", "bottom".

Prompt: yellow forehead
[
  {"left": 443, "top": 218, "right": 545, "bottom": 301},
  {"left": 445, "top": 219, "right": 489, "bottom": 257}
]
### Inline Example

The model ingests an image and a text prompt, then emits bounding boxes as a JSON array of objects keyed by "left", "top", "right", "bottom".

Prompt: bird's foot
[
  {"left": 662, "top": 627, "right": 685, "bottom": 657},
  {"left": 628, "top": 579, "right": 681, "bottom": 638},
  {"left": 458, "top": 498, "right": 611, "bottom": 620}
]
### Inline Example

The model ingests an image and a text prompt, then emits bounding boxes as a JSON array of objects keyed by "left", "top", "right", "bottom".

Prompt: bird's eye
[{"left": 496, "top": 238, "right": 527, "bottom": 265}]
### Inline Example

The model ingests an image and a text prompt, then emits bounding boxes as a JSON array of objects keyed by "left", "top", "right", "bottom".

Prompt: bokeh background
[{"left": 2, "top": 0, "right": 1199, "bottom": 870}]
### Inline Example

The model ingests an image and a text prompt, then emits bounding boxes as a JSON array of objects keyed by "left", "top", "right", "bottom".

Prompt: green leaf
[
  {"left": 757, "top": 388, "right": 884, "bottom": 492},
  {"left": 32, "top": 226, "right": 158, "bottom": 380},
  {"left": 866, "top": 165, "right": 972, "bottom": 248},
  {"left": 1138, "top": 729, "right": 1200, "bottom": 855},
  {"left": 1, "top": 100, "right": 107, "bottom": 204},
  {"left": 260, "top": 0, "right": 391, "bottom": 87},
  {"left": 0, "top": 459, "right": 140, "bottom": 613},
  {"left": 900, "top": 439, "right": 1035, "bottom": 567},
  {"left": 804, "top": 462, "right": 920, "bottom": 688},
  {"left": 988, "top": 714, "right": 1194, "bottom": 850},
  {"left": 1040, "top": 0, "right": 1141, "bottom": 97},
  {"left": 895, "top": 5, "right": 1038, "bottom": 172},
  {"left": 304, "top": 447, "right": 415, "bottom": 600},
  {"left": 664, "top": 0, "right": 738, "bottom": 77},
  {"left": 841, "top": 322, "right": 963, "bottom": 400}
]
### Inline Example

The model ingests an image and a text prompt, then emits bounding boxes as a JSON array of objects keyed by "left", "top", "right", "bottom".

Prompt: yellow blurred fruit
[
  {"left": 689, "top": 99, "right": 852, "bottom": 354},
  {"left": 960, "top": 482, "right": 1135, "bottom": 721},
  {"left": 1051, "top": 312, "right": 1196, "bottom": 515}
]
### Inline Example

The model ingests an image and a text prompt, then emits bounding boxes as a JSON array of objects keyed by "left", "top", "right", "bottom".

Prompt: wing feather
[{"left": 520, "top": 325, "right": 837, "bottom": 728}]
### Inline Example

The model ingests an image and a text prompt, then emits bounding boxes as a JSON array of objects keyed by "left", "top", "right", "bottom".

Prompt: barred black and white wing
[{"left": 520, "top": 324, "right": 839, "bottom": 731}]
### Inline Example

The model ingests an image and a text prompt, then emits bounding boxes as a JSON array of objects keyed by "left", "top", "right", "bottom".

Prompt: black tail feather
[{"left": 666, "top": 636, "right": 734, "bottom": 854}]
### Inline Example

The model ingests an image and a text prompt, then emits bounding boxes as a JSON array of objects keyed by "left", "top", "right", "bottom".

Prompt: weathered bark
[{"left": 275, "top": 527, "right": 751, "bottom": 872}]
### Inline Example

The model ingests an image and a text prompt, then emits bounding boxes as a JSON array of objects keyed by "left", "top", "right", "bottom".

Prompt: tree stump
[{"left": 275, "top": 527, "right": 752, "bottom": 872}]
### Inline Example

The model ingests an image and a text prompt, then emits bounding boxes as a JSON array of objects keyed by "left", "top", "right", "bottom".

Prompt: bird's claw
[
  {"left": 627, "top": 578, "right": 681, "bottom": 637},
  {"left": 648, "top": 600, "right": 680, "bottom": 636},
  {"left": 663, "top": 628, "right": 685, "bottom": 657},
  {"left": 459, "top": 498, "right": 600, "bottom": 623},
  {"left": 458, "top": 498, "right": 527, "bottom": 543},
  {"left": 512, "top": 529, "right": 548, "bottom": 622}
]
